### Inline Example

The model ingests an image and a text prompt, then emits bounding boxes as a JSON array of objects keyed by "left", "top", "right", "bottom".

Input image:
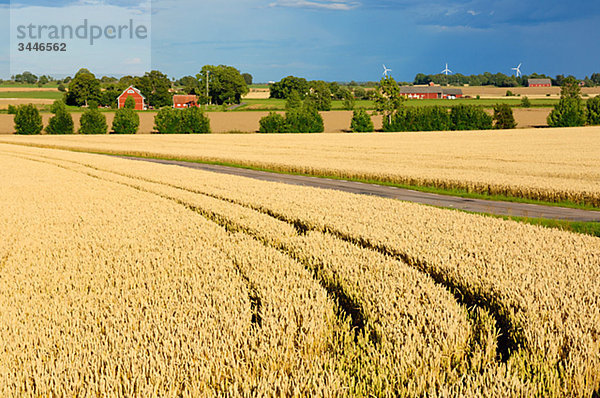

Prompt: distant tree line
[
  {"left": 2, "top": 67, "right": 252, "bottom": 110},
  {"left": 267, "top": 76, "right": 375, "bottom": 112},
  {"left": 413, "top": 72, "right": 600, "bottom": 88}
]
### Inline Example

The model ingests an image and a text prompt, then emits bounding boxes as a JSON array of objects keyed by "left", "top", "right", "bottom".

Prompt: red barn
[
  {"left": 117, "top": 86, "right": 145, "bottom": 110},
  {"left": 528, "top": 79, "right": 552, "bottom": 88},
  {"left": 173, "top": 95, "right": 199, "bottom": 108},
  {"left": 399, "top": 86, "right": 463, "bottom": 99}
]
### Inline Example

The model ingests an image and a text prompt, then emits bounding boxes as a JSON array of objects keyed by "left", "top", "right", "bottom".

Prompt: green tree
[
  {"left": 450, "top": 105, "right": 493, "bottom": 130},
  {"left": 118, "top": 76, "right": 136, "bottom": 90},
  {"left": 285, "top": 102, "right": 324, "bottom": 133},
  {"left": 521, "top": 96, "right": 531, "bottom": 108},
  {"left": 559, "top": 76, "right": 581, "bottom": 99},
  {"left": 197, "top": 65, "right": 249, "bottom": 105},
  {"left": 285, "top": 91, "right": 303, "bottom": 110},
  {"left": 269, "top": 76, "right": 310, "bottom": 99},
  {"left": 134, "top": 70, "right": 173, "bottom": 108},
  {"left": 350, "top": 108, "right": 374, "bottom": 132},
  {"left": 112, "top": 108, "right": 139, "bottom": 134},
  {"left": 375, "top": 77, "right": 404, "bottom": 127},
  {"left": 14, "top": 71, "right": 38, "bottom": 84},
  {"left": 342, "top": 88, "right": 356, "bottom": 110},
  {"left": 75, "top": 68, "right": 92, "bottom": 78},
  {"left": 45, "top": 100, "right": 74, "bottom": 135},
  {"left": 65, "top": 71, "right": 101, "bottom": 106},
  {"left": 548, "top": 77, "right": 586, "bottom": 127},
  {"left": 182, "top": 107, "right": 211, "bottom": 133},
  {"left": 242, "top": 73, "right": 253, "bottom": 86},
  {"left": 58, "top": 83, "right": 66, "bottom": 92},
  {"left": 100, "top": 85, "right": 121, "bottom": 108},
  {"left": 259, "top": 112, "right": 286, "bottom": 134},
  {"left": 79, "top": 105, "right": 108, "bottom": 134},
  {"left": 154, "top": 108, "right": 210, "bottom": 134},
  {"left": 176, "top": 76, "right": 199, "bottom": 95},
  {"left": 354, "top": 87, "right": 368, "bottom": 100},
  {"left": 154, "top": 108, "right": 181, "bottom": 133},
  {"left": 493, "top": 104, "right": 517, "bottom": 129},
  {"left": 386, "top": 106, "right": 451, "bottom": 132},
  {"left": 124, "top": 96, "right": 136, "bottom": 109},
  {"left": 14, "top": 104, "right": 43, "bottom": 135},
  {"left": 307, "top": 80, "right": 332, "bottom": 111},
  {"left": 586, "top": 96, "right": 600, "bottom": 125}
]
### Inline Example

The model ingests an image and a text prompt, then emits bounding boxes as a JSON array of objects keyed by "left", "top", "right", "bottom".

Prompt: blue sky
[{"left": 1, "top": 0, "right": 600, "bottom": 82}]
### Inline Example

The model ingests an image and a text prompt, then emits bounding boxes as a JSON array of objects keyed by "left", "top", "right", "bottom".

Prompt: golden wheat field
[
  {"left": 0, "top": 143, "right": 599, "bottom": 397},
  {"left": 2, "top": 126, "right": 600, "bottom": 207}
]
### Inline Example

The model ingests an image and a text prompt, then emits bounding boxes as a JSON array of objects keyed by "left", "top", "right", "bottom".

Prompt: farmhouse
[
  {"left": 399, "top": 86, "right": 463, "bottom": 100},
  {"left": 528, "top": 79, "right": 552, "bottom": 88},
  {"left": 173, "top": 95, "right": 199, "bottom": 108},
  {"left": 117, "top": 86, "right": 145, "bottom": 110}
]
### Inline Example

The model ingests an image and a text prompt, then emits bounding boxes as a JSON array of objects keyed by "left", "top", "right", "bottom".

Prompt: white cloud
[
  {"left": 467, "top": 10, "right": 479, "bottom": 16},
  {"left": 268, "top": 0, "right": 360, "bottom": 11}
]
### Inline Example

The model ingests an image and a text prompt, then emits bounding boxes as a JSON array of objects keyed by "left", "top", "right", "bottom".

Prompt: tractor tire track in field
[
  {"left": 18, "top": 153, "right": 371, "bottom": 344},
  {"left": 7, "top": 151, "right": 521, "bottom": 370}
]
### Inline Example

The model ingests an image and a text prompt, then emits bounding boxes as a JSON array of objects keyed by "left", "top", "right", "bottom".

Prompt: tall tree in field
[
  {"left": 135, "top": 71, "right": 173, "bottom": 108},
  {"left": 65, "top": 71, "right": 101, "bottom": 107},
  {"left": 374, "top": 76, "right": 404, "bottom": 126},
  {"left": 45, "top": 100, "right": 74, "bottom": 135},
  {"left": 493, "top": 104, "right": 517, "bottom": 129},
  {"left": 197, "top": 65, "right": 249, "bottom": 105},
  {"left": 548, "top": 77, "right": 587, "bottom": 127},
  {"left": 586, "top": 96, "right": 600, "bottom": 125}
]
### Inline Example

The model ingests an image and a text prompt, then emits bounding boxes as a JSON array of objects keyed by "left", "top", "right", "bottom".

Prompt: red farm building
[
  {"left": 528, "top": 79, "right": 552, "bottom": 88},
  {"left": 173, "top": 95, "right": 199, "bottom": 108},
  {"left": 117, "top": 86, "right": 146, "bottom": 110},
  {"left": 399, "top": 86, "right": 463, "bottom": 100}
]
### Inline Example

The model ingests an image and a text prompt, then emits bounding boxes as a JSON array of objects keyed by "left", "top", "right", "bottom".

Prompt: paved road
[{"left": 123, "top": 156, "right": 600, "bottom": 223}]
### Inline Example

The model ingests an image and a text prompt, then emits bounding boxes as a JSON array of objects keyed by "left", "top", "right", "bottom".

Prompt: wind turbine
[
  {"left": 512, "top": 63, "right": 522, "bottom": 77},
  {"left": 383, "top": 64, "right": 392, "bottom": 77},
  {"left": 441, "top": 63, "right": 452, "bottom": 75}
]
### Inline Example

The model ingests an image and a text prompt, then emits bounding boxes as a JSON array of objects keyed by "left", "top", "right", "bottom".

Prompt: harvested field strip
[
  {"left": 9, "top": 146, "right": 600, "bottom": 397},
  {"left": 0, "top": 154, "right": 349, "bottom": 396},
  {"left": 8, "top": 151, "right": 486, "bottom": 396}
]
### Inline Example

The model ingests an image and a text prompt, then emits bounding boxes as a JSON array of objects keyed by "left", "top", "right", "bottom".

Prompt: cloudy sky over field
[{"left": 0, "top": 0, "right": 599, "bottom": 81}]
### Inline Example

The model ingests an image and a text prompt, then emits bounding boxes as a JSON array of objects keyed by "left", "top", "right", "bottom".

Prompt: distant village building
[
  {"left": 117, "top": 86, "right": 145, "bottom": 110},
  {"left": 173, "top": 95, "right": 199, "bottom": 108},
  {"left": 399, "top": 86, "right": 463, "bottom": 100},
  {"left": 528, "top": 79, "right": 552, "bottom": 88}
]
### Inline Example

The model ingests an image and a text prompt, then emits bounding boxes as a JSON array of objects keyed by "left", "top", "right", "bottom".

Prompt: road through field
[{"left": 124, "top": 156, "right": 600, "bottom": 222}]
